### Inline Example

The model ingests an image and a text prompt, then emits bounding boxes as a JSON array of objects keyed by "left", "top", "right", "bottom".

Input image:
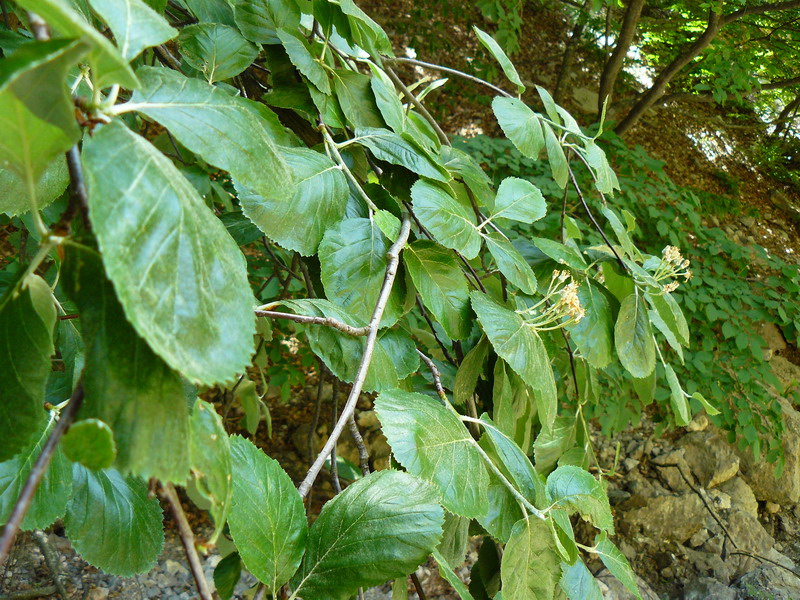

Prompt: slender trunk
[
  {"left": 615, "top": 6, "right": 721, "bottom": 135},
  {"left": 597, "top": 0, "right": 645, "bottom": 115},
  {"left": 774, "top": 93, "right": 800, "bottom": 136},
  {"left": 553, "top": 0, "right": 591, "bottom": 104}
]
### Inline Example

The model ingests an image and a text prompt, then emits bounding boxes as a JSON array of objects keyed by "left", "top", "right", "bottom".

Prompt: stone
[
  {"left": 707, "top": 488, "right": 732, "bottom": 511},
  {"left": 571, "top": 87, "right": 599, "bottom": 114},
  {"left": 165, "top": 559, "right": 188, "bottom": 576},
  {"left": 660, "top": 566, "right": 674, "bottom": 578},
  {"left": 682, "top": 576, "right": 736, "bottom": 600},
  {"left": 758, "top": 322, "right": 787, "bottom": 356},
  {"left": 767, "top": 501, "right": 781, "bottom": 514},
  {"left": 624, "top": 494, "right": 705, "bottom": 543},
  {"left": 608, "top": 488, "right": 632, "bottom": 506},
  {"left": 741, "top": 215, "right": 756, "bottom": 229},
  {"left": 685, "top": 548, "right": 736, "bottom": 583},
  {"left": 652, "top": 448, "right": 692, "bottom": 493},
  {"left": 88, "top": 588, "right": 110, "bottom": 600},
  {"left": 679, "top": 430, "right": 740, "bottom": 488},
  {"left": 734, "top": 565, "right": 800, "bottom": 600},
  {"left": 623, "top": 458, "right": 640, "bottom": 473},
  {"left": 687, "top": 414, "right": 709, "bottom": 432},
  {"left": 736, "top": 397, "right": 800, "bottom": 505},
  {"left": 770, "top": 355, "right": 800, "bottom": 392},
  {"left": 595, "top": 568, "right": 660, "bottom": 600},
  {"left": 726, "top": 509, "right": 776, "bottom": 576},
  {"left": 718, "top": 477, "right": 759, "bottom": 519},
  {"left": 689, "top": 528, "right": 711, "bottom": 548}
]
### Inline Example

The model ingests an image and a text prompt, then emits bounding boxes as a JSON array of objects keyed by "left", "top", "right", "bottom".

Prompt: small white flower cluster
[
  {"left": 280, "top": 336, "right": 301, "bottom": 355},
  {"left": 656, "top": 245, "right": 692, "bottom": 293},
  {"left": 518, "top": 270, "right": 585, "bottom": 330}
]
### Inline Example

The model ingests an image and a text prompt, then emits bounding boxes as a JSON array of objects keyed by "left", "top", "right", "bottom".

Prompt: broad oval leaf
[
  {"left": 593, "top": 532, "right": 642, "bottom": 600},
  {"left": 614, "top": 290, "right": 656, "bottom": 379},
  {"left": 567, "top": 280, "right": 615, "bottom": 369},
  {"left": 0, "top": 416, "right": 72, "bottom": 530},
  {"left": 375, "top": 389, "right": 489, "bottom": 518},
  {"left": 560, "top": 559, "right": 603, "bottom": 600},
  {"left": 189, "top": 400, "right": 232, "bottom": 544},
  {"left": 291, "top": 470, "right": 443, "bottom": 600},
  {"left": 544, "top": 124, "right": 569, "bottom": 189},
  {"left": 493, "top": 177, "right": 546, "bottom": 224},
  {"left": 370, "top": 64, "right": 406, "bottom": 133},
  {"left": 229, "top": 436, "right": 307, "bottom": 593},
  {"left": 277, "top": 28, "right": 330, "bottom": 94},
  {"left": 404, "top": 240, "right": 471, "bottom": 340},
  {"left": 14, "top": 0, "right": 138, "bottom": 88},
  {"left": 318, "top": 217, "right": 407, "bottom": 326},
  {"left": 62, "top": 244, "right": 191, "bottom": 483},
  {"left": 453, "top": 336, "right": 489, "bottom": 406},
  {"left": 179, "top": 23, "right": 258, "bottom": 83},
  {"left": 470, "top": 292, "right": 557, "bottom": 431},
  {"left": 129, "top": 67, "right": 294, "bottom": 204},
  {"left": 61, "top": 419, "right": 117, "bottom": 471},
  {"left": 354, "top": 127, "right": 450, "bottom": 181},
  {"left": 532, "top": 237, "right": 587, "bottom": 270},
  {"left": 234, "top": 0, "right": 301, "bottom": 44},
  {"left": 545, "top": 465, "right": 614, "bottom": 533},
  {"left": 484, "top": 234, "right": 538, "bottom": 295},
  {"left": 0, "top": 275, "right": 55, "bottom": 461},
  {"left": 473, "top": 26, "right": 525, "bottom": 94},
  {"left": 647, "top": 290, "right": 689, "bottom": 347},
  {"left": 0, "top": 155, "right": 69, "bottom": 217},
  {"left": 412, "top": 179, "right": 482, "bottom": 260},
  {"left": 238, "top": 147, "right": 348, "bottom": 256},
  {"left": 83, "top": 120, "right": 255, "bottom": 386},
  {"left": 665, "top": 364, "right": 691, "bottom": 426},
  {"left": 333, "top": 70, "right": 384, "bottom": 128},
  {"left": 491, "top": 97, "right": 543, "bottom": 159},
  {"left": 64, "top": 465, "right": 164, "bottom": 576},
  {"left": 501, "top": 517, "right": 560, "bottom": 600},
  {"left": 88, "top": 0, "right": 177, "bottom": 61}
]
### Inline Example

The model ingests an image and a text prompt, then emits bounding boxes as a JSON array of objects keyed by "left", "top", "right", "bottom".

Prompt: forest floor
[{"left": 3, "top": 1, "right": 800, "bottom": 599}]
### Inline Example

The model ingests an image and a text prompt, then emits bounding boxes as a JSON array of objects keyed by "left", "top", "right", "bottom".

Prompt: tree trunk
[
  {"left": 614, "top": 7, "right": 721, "bottom": 135},
  {"left": 553, "top": 0, "right": 592, "bottom": 104},
  {"left": 597, "top": 0, "right": 645, "bottom": 115},
  {"left": 773, "top": 93, "right": 800, "bottom": 136}
]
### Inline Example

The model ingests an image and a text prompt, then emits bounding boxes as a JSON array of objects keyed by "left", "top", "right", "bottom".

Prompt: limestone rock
[
  {"left": 734, "top": 565, "right": 800, "bottom": 600},
  {"left": 758, "top": 322, "right": 787, "bottom": 358},
  {"left": 595, "top": 568, "right": 660, "bottom": 600},
  {"left": 678, "top": 430, "right": 739, "bottom": 488},
  {"left": 736, "top": 397, "right": 800, "bottom": 505},
  {"left": 684, "top": 548, "right": 736, "bottom": 584},
  {"left": 652, "top": 448, "right": 692, "bottom": 493},
  {"left": 682, "top": 576, "right": 736, "bottom": 600},
  {"left": 718, "top": 477, "right": 759, "bottom": 519},
  {"left": 770, "top": 355, "right": 800, "bottom": 391},
  {"left": 726, "top": 509, "right": 776, "bottom": 576},
  {"left": 623, "top": 494, "right": 705, "bottom": 543}
]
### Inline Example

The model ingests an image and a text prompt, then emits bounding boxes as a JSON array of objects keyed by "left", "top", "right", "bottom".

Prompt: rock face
[
  {"left": 623, "top": 494, "right": 705, "bottom": 544},
  {"left": 717, "top": 477, "right": 759, "bottom": 519},
  {"left": 595, "top": 568, "right": 660, "bottom": 600},
  {"left": 735, "top": 397, "right": 800, "bottom": 505},
  {"left": 679, "top": 431, "right": 740, "bottom": 488},
  {"left": 734, "top": 565, "right": 800, "bottom": 600}
]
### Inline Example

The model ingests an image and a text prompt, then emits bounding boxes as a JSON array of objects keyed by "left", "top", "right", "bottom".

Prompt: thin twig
[
  {"left": 0, "top": 586, "right": 57, "bottom": 600},
  {"left": 31, "top": 531, "right": 68, "bottom": 600},
  {"left": 298, "top": 216, "right": 412, "bottom": 497},
  {"left": 255, "top": 310, "right": 369, "bottom": 336},
  {"left": 329, "top": 384, "right": 342, "bottom": 494},
  {"left": 253, "top": 584, "right": 267, "bottom": 600},
  {"left": 154, "top": 45, "right": 184, "bottom": 72},
  {"left": 411, "top": 573, "right": 428, "bottom": 600},
  {"left": 415, "top": 298, "right": 456, "bottom": 366},
  {"left": 385, "top": 57, "right": 513, "bottom": 98},
  {"left": 383, "top": 66, "right": 450, "bottom": 146},
  {"left": 0, "top": 382, "right": 84, "bottom": 566},
  {"left": 26, "top": 11, "right": 49, "bottom": 39},
  {"left": 308, "top": 362, "right": 326, "bottom": 463},
  {"left": 415, "top": 349, "right": 449, "bottom": 404},
  {"left": 347, "top": 413, "right": 370, "bottom": 477},
  {"left": 159, "top": 483, "right": 216, "bottom": 600}
]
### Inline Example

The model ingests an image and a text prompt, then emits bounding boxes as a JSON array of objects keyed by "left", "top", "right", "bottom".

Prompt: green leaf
[
  {"left": 532, "top": 237, "right": 587, "bottom": 270},
  {"left": 545, "top": 465, "right": 613, "bottom": 532},
  {"left": 485, "top": 234, "right": 538, "bottom": 295},
  {"left": 0, "top": 39, "right": 87, "bottom": 199},
  {"left": 62, "top": 245, "right": 191, "bottom": 483},
  {"left": 333, "top": 69, "right": 384, "bottom": 128},
  {"left": 472, "top": 26, "right": 525, "bottom": 93},
  {"left": 479, "top": 465, "right": 524, "bottom": 542},
  {"left": 0, "top": 155, "right": 69, "bottom": 217},
  {"left": 433, "top": 550, "right": 475, "bottom": 600},
  {"left": 277, "top": 28, "right": 330, "bottom": 94},
  {"left": 179, "top": 23, "right": 258, "bottom": 83},
  {"left": 14, "top": 0, "right": 138, "bottom": 88},
  {"left": 61, "top": 419, "right": 117, "bottom": 471},
  {"left": 129, "top": 66, "right": 294, "bottom": 204},
  {"left": 370, "top": 64, "right": 405, "bottom": 133},
  {"left": 64, "top": 465, "right": 164, "bottom": 576},
  {"left": 189, "top": 400, "right": 232, "bottom": 543},
  {"left": 492, "top": 97, "right": 543, "bottom": 159},
  {"left": 375, "top": 208, "right": 402, "bottom": 241},
  {"left": 214, "top": 553, "right": 242, "bottom": 600},
  {"left": 492, "top": 177, "right": 546, "bottom": 224},
  {"left": 593, "top": 532, "right": 642, "bottom": 600},
  {"left": 454, "top": 336, "right": 489, "bottom": 406},
  {"left": 534, "top": 416, "right": 576, "bottom": 474},
  {"left": 584, "top": 141, "right": 619, "bottom": 196},
  {"left": 470, "top": 292, "right": 556, "bottom": 431},
  {"left": 437, "top": 512, "right": 470, "bottom": 568},
  {"left": 82, "top": 120, "right": 255, "bottom": 386},
  {"left": 501, "top": 517, "right": 560, "bottom": 600},
  {"left": 88, "top": 0, "right": 177, "bottom": 61},
  {"left": 560, "top": 559, "right": 603, "bottom": 600},
  {"left": 229, "top": 436, "right": 306, "bottom": 593},
  {"left": 692, "top": 391, "right": 720, "bottom": 416},
  {"left": 237, "top": 148, "right": 348, "bottom": 256},
  {"left": 375, "top": 389, "right": 489, "bottom": 518},
  {"left": 339, "top": 0, "right": 393, "bottom": 56},
  {"left": 412, "top": 179, "right": 481, "bottom": 260},
  {"left": 319, "top": 217, "right": 407, "bottom": 326},
  {"left": 0, "top": 415, "right": 72, "bottom": 530},
  {"left": 543, "top": 124, "right": 569, "bottom": 189},
  {"left": 355, "top": 127, "right": 450, "bottom": 181},
  {"left": 665, "top": 364, "right": 690, "bottom": 426},
  {"left": 567, "top": 280, "right": 614, "bottom": 369},
  {"left": 647, "top": 291, "right": 689, "bottom": 347},
  {"left": 614, "top": 290, "right": 656, "bottom": 379},
  {"left": 234, "top": 0, "right": 300, "bottom": 44},
  {"left": 0, "top": 275, "right": 55, "bottom": 461},
  {"left": 404, "top": 240, "right": 471, "bottom": 340},
  {"left": 292, "top": 470, "right": 443, "bottom": 600}
]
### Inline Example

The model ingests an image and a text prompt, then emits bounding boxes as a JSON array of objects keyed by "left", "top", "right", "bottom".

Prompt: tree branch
[
  {"left": 384, "top": 57, "right": 514, "bottom": 98},
  {"left": 722, "top": 0, "right": 800, "bottom": 26},
  {"left": 159, "top": 482, "right": 217, "bottom": 600},
  {"left": 0, "top": 382, "right": 85, "bottom": 566},
  {"left": 255, "top": 310, "right": 369, "bottom": 336},
  {"left": 297, "top": 216, "right": 412, "bottom": 497},
  {"left": 383, "top": 65, "right": 450, "bottom": 146}
]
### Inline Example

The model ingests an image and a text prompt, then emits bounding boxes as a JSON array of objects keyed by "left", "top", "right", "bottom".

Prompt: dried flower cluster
[
  {"left": 654, "top": 245, "right": 692, "bottom": 293},
  {"left": 518, "top": 270, "right": 586, "bottom": 330}
]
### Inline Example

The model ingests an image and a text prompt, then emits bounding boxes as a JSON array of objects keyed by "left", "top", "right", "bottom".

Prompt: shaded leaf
[
  {"left": 355, "top": 127, "right": 449, "bottom": 181},
  {"left": 412, "top": 179, "right": 481, "bottom": 260},
  {"left": 0, "top": 155, "right": 69, "bottom": 217},
  {"left": 485, "top": 233, "right": 538, "bottom": 295},
  {"left": 567, "top": 280, "right": 614, "bottom": 369},
  {"left": 545, "top": 465, "right": 613, "bottom": 533},
  {"left": 234, "top": 0, "right": 300, "bottom": 44},
  {"left": 453, "top": 336, "right": 489, "bottom": 406},
  {"left": 179, "top": 23, "right": 258, "bottom": 83},
  {"left": 560, "top": 559, "right": 603, "bottom": 600},
  {"left": 333, "top": 70, "right": 384, "bottom": 128},
  {"left": 501, "top": 517, "right": 560, "bottom": 600},
  {"left": 88, "top": 0, "right": 177, "bottom": 61},
  {"left": 61, "top": 419, "right": 117, "bottom": 471},
  {"left": 593, "top": 532, "right": 642, "bottom": 600},
  {"left": 434, "top": 550, "right": 475, "bottom": 600},
  {"left": 492, "top": 97, "right": 543, "bottom": 159},
  {"left": 277, "top": 28, "right": 330, "bottom": 94},
  {"left": 665, "top": 364, "right": 690, "bottom": 426},
  {"left": 614, "top": 290, "right": 655, "bottom": 379}
]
